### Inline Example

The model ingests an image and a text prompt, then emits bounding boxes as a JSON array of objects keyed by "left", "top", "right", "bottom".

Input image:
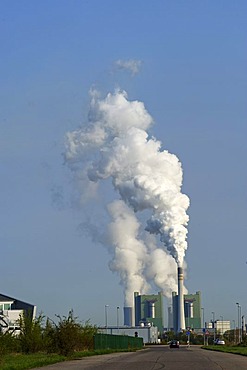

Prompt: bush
[
  {"left": 18, "top": 312, "right": 44, "bottom": 353},
  {"left": 80, "top": 320, "right": 98, "bottom": 350},
  {"left": 1, "top": 309, "right": 98, "bottom": 357},
  {"left": 55, "top": 310, "right": 84, "bottom": 356},
  {"left": 0, "top": 331, "right": 20, "bottom": 355},
  {"left": 43, "top": 318, "right": 58, "bottom": 354}
]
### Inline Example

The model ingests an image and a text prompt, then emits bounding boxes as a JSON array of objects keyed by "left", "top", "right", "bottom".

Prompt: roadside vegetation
[
  {"left": 0, "top": 349, "right": 136, "bottom": 370},
  {"left": 201, "top": 328, "right": 247, "bottom": 356},
  {"left": 0, "top": 310, "right": 142, "bottom": 370},
  {"left": 0, "top": 310, "right": 99, "bottom": 370},
  {"left": 202, "top": 344, "right": 247, "bottom": 356}
]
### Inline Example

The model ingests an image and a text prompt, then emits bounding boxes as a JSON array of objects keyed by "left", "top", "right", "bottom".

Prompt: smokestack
[
  {"left": 177, "top": 266, "right": 185, "bottom": 332},
  {"left": 123, "top": 307, "right": 133, "bottom": 326}
]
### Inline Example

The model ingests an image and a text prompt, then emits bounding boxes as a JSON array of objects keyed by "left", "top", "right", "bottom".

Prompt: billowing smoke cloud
[
  {"left": 115, "top": 59, "right": 142, "bottom": 75},
  {"left": 64, "top": 89, "right": 190, "bottom": 305},
  {"left": 107, "top": 200, "right": 151, "bottom": 305}
]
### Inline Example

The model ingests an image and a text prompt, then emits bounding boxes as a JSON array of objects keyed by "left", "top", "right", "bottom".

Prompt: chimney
[{"left": 177, "top": 266, "right": 185, "bottom": 331}]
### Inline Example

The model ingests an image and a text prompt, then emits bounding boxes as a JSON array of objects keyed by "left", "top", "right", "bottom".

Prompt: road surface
[{"left": 33, "top": 345, "right": 247, "bottom": 370}]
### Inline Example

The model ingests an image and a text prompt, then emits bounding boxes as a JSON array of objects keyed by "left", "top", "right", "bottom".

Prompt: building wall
[
  {"left": 134, "top": 292, "right": 163, "bottom": 335},
  {"left": 99, "top": 326, "right": 158, "bottom": 344},
  {"left": 215, "top": 320, "right": 231, "bottom": 335},
  {"left": 172, "top": 291, "right": 202, "bottom": 331},
  {"left": 184, "top": 291, "right": 201, "bottom": 329},
  {"left": 167, "top": 306, "right": 173, "bottom": 331},
  {"left": 0, "top": 294, "right": 36, "bottom": 320},
  {"left": 0, "top": 293, "right": 36, "bottom": 334}
]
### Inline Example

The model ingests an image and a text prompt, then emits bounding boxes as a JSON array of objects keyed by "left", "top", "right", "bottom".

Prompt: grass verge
[
  {"left": 202, "top": 345, "right": 247, "bottom": 356},
  {"left": 0, "top": 349, "right": 141, "bottom": 370}
]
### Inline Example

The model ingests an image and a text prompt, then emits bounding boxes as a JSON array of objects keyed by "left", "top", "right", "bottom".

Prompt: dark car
[{"left": 169, "top": 340, "right": 179, "bottom": 348}]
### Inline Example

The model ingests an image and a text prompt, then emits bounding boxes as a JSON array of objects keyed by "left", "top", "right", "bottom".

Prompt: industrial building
[
  {"left": 134, "top": 291, "right": 163, "bottom": 335},
  {"left": 172, "top": 291, "right": 202, "bottom": 332},
  {"left": 122, "top": 269, "right": 202, "bottom": 336},
  {"left": 212, "top": 320, "right": 231, "bottom": 335}
]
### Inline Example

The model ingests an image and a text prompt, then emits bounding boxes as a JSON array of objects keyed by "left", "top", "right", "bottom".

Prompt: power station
[{"left": 122, "top": 267, "right": 202, "bottom": 334}]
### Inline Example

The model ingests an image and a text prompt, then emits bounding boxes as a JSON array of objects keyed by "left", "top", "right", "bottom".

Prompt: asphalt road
[{"left": 33, "top": 345, "right": 247, "bottom": 370}]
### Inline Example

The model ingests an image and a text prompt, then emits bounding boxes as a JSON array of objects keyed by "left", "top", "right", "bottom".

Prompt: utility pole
[
  {"left": 105, "top": 304, "right": 109, "bottom": 329},
  {"left": 236, "top": 303, "right": 241, "bottom": 343},
  {"left": 117, "top": 306, "right": 120, "bottom": 333},
  {"left": 232, "top": 320, "right": 236, "bottom": 344},
  {"left": 212, "top": 312, "right": 216, "bottom": 343},
  {"left": 201, "top": 307, "right": 205, "bottom": 345}
]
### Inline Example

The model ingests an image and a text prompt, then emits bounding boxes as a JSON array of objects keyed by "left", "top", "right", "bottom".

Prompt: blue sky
[{"left": 1, "top": 0, "right": 246, "bottom": 327}]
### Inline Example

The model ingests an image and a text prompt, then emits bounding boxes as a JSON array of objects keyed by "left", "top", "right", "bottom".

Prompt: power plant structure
[
  {"left": 123, "top": 306, "right": 133, "bottom": 326},
  {"left": 122, "top": 267, "right": 202, "bottom": 334},
  {"left": 177, "top": 266, "right": 186, "bottom": 332},
  {"left": 172, "top": 289, "right": 202, "bottom": 332},
  {"left": 134, "top": 291, "right": 163, "bottom": 335}
]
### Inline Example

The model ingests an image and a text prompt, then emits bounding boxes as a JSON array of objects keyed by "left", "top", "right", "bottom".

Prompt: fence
[{"left": 94, "top": 333, "right": 143, "bottom": 350}]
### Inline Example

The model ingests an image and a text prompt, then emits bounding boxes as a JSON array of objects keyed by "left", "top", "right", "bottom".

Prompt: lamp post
[
  {"left": 236, "top": 302, "right": 241, "bottom": 343},
  {"left": 220, "top": 316, "right": 223, "bottom": 337},
  {"left": 212, "top": 311, "right": 216, "bottom": 343},
  {"left": 240, "top": 306, "right": 242, "bottom": 343},
  {"left": 201, "top": 307, "right": 205, "bottom": 345},
  {"left": 242, "top": 315, "right": 245, "bottom": 339},
  {"left": 105, "top": 304, "right": 109, "bottom": 329},
  {"left": 117, "top": 306, "right": 120, "bottom": 333},
  {"left": 232, "top": 319, "right": 236, "bottom": 344}
]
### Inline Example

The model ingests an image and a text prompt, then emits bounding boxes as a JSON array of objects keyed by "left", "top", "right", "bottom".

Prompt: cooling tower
[
  {"left": 123, "top": 307, "right": 133, "bottom": 326},
  {"left": 177, "top": 266, "right": 186, "bottom": 331}
]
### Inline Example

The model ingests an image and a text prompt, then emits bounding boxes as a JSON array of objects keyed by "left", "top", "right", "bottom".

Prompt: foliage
[
  {"left": 0, "top": 332, "right": 20, "bottom": 357},
  {"left": 0, "top": 353, "right": 66, "bottom": 370},
  {"left": 0, "top": 349, "right": 135, "bottom": 370},
  {"left": 43, "top": 310, "right": 98, "bottom": 356},
  {"left": 203, "top": 345, "right": 247, "bottom": 356},
  {"left": 18, "top": 311, "right": 44, "bottom": 354},
  {"left": 0, "top": 309, "right": 98, "bottom": 358},
  {"left": 164, "top": 330, "right": 206, "bottom": 345},
  {"left": 80, "top": 319, "right": 98, "bottom": 350},
  {"left": 42, "top": 318, "right": 58, "bottom": 354},
  {"left": 54, "top": 310, "right": 83, "bottom": 356}
]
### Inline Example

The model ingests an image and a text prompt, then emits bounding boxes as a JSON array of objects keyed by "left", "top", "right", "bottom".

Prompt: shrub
[
  {"left": 0, "top": 331, "right": 20, "bottom": 355},
  {"left": 55, "top": 310, "right": 83, "bottom": 356},
  {"left": 80, "top": 320, "right": 98, "bottom": 350},
  {"left": 18, "top": 311, "right": 44, "bottom": 353},
  {"left": 42, "top": 318, "right": 58, "bottom": 354}
]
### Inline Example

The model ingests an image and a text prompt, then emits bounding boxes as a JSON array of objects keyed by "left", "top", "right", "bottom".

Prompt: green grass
[
  {"left": 0, "top": 349, "right": 141, "bottom": 370},
  {"left": 0, "top": 353, "right": 66, "bottom": 370},
  {"left": 202, "top": 345, "right": 247, "bottom": 356}
]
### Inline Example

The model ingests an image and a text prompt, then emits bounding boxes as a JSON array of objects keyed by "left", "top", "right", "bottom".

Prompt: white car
[{"left": 215, "top": 339, "right": 225, "bottom": 345}]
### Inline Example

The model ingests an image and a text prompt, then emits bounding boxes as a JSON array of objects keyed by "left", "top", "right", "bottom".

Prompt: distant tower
[{"left": 177, "top": 266, "right": 185, "bottom": 332}]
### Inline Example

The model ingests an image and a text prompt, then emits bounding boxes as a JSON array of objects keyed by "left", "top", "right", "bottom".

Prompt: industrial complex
[{"left": 1, "top": 267, "right": 240, "bottom": 344}]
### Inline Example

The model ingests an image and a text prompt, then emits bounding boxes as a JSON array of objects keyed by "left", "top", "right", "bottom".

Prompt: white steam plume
[
  {"left": 107, "top": 200, "right": 151, "bottom": 306},
  {"left": 64, "top": 89, "right": 190, "bottom": 303},
  {"left": 115, "top": 59, "right": 142, "bottom": 75}
]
